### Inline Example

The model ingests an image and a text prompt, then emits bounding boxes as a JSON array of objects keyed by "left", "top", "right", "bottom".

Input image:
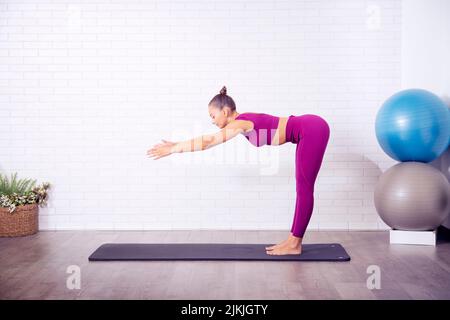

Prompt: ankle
[{"left": 288, "top": 236, "right": 302, "bottom": 246}]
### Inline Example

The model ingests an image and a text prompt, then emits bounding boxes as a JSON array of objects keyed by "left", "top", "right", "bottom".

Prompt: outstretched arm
[
  {"left": 173, "top": 124, "right": 243, "bottom": 153},
  {"left": 147, "top": 121, "right": 244, "bottom": 160}
]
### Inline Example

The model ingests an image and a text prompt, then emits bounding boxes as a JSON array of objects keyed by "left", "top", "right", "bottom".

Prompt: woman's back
[{"left": 235, "top": 112, "right": 290, "bottom": 147}]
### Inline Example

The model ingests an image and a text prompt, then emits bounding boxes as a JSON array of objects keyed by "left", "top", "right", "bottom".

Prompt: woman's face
[{"left": 208, "top": 105, "right": 227, "bottom": 129}]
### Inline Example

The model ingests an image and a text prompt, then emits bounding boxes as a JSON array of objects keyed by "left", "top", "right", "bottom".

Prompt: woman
[{"left": 147, "top": 86, "right": 330, "bottom": 255}]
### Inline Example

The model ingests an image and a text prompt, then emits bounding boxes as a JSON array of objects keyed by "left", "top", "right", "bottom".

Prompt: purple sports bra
[{"left": 235, "top": 112, "right": 280, "bottom": 147}]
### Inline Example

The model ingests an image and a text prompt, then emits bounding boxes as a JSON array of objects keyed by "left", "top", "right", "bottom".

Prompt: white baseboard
[{"left": 389, "top": 229, "right": 436, "bottom": 246}]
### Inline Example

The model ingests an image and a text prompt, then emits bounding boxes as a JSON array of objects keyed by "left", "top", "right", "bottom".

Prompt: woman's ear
[{"left": 223, "top": 106, "right": 232, "bottom": 117}]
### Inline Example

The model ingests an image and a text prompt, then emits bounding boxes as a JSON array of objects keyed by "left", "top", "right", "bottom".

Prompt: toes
[{"left": 266, "top": 242, "right": 286, "bottom": 250}]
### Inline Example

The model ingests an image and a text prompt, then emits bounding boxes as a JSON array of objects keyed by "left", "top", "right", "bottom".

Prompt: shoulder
[
  {"left": 236, "top": 112, "right": 258, "bottom": 118},
  {"left": 232, "top": 114, "right": 254, "bottom": 133}
]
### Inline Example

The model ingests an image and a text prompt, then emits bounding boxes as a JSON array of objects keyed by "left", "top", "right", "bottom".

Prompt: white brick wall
[
  {"left": 1, "top": 0, "right": 401, "bottom": 233},
  {"left": 401, "top": 0, "right": 450, "bottom": 228}
]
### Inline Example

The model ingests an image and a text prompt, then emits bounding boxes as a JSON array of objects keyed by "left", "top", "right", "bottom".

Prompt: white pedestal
[{"left": 389, "top": 229, "right": 436, "bottom": 246}]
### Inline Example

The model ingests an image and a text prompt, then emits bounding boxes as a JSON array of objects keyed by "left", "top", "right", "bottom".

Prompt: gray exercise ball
[{"left": 374, "top": 162, "right": 450, "bottom": 231}]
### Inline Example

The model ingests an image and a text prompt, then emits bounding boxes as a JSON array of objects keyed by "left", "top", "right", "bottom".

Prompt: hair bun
[{"left": 220, "top": 86, "right": 227, "bottom": 95}]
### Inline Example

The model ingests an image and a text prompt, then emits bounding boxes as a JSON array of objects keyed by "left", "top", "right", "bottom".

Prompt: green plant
[{"left": 0, "top": 172, "right": 51, "bottom": 214}]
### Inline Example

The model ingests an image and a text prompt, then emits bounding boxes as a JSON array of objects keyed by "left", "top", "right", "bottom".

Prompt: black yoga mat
[{"left": 88, "top": 243, "right": 350, "bottom": 261}]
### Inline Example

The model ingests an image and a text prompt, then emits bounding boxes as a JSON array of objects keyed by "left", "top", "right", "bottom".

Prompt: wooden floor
[{"left": 1, "top": 230, "right": 450, "bottom": 300}]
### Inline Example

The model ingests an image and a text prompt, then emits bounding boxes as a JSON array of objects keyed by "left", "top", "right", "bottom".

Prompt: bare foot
[
  {"left": 266, "top": 242, "right": 302, "bottom": 255},
  {"left": 265, "top": 239, "right": 289, "bottom": 251},
  {"left": 265, "top": 232, "right": 298, "bottom": 250},
  {"left": 265, "top": 233, "right": 303, "bottom": 255}
]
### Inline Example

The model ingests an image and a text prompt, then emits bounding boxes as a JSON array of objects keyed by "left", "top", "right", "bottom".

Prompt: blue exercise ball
[{"left": 375, "top": 88, "right": 450, "bottom": 162}]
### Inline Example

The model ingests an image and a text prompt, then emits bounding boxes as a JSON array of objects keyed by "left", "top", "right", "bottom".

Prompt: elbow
[
  {"left": 202, "top": 141, "right": 213, "bottom": 150},
  {"left": 202, "top": 136, "right": 217, "bottom": 150}
]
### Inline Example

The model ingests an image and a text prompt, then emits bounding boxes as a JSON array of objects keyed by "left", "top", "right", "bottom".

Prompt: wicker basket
[{"left": 0, "top": 203, "right": 39, "bottom": 237}]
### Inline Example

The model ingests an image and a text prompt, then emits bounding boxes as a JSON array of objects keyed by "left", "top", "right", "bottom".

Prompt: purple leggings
[{"left": 285, "top": 114, "right": 330, "bottom": 238}]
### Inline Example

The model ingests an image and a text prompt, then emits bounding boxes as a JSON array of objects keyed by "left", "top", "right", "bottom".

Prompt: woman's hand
[{"left": 147, "top": 139, "right": 177, "bottom": 160}]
